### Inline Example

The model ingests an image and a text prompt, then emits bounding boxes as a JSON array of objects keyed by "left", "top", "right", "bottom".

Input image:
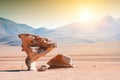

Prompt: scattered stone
[
  {"left": 38, "top": 65, "right": 48, "bottom": 71},
  {"left": 93, "top": 65, "right": 96, "bottom": 68}
]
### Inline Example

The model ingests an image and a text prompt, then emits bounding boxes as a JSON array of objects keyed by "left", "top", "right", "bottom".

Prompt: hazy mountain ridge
[
  {"left": 0, "top": 15, "right": 120, "bottom": 46},
  {"left": 0, "top": 18, "right": 50, "bottom": 46},
  {"left": 50, "top": 16, "right": 120, "bottom": 43}
]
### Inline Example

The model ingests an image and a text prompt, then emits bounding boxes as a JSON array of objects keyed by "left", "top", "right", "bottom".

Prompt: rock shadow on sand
[{"left": 0, "top": 70, "right": 27, "bottom": 72}]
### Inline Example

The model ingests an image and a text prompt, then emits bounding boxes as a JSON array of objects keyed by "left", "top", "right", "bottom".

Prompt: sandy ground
[{"left": 0, "top": 42, "right": 120, "bottom": 80}]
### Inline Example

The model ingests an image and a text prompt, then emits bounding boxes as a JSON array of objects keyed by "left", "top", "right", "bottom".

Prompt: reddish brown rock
[
  {"left": 47, "top": 54, "right": 73, "bottom": 68},
  {"left": 18, "top": 34, "right": 57, "bottom": 71}
]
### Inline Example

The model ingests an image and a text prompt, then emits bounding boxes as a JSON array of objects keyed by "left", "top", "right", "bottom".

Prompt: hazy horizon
[{"left": 0, "top": 0, "right": 120, "bottom": 29}]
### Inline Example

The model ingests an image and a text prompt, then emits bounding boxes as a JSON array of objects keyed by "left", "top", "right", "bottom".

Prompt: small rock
[
  {"left": 38, "top": 65, "right": 48, "bottom": 71},
  {"left": 93, "top": 65, "right": 96, "bottom": 68}
]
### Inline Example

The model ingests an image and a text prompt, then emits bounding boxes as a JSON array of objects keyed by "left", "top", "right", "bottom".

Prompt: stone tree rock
[
  {"left": 18, "top": 34, "right": 57, "bottom": 71},
  {"left": 47, "top": 54, "right": 73, "bottom": 68}
]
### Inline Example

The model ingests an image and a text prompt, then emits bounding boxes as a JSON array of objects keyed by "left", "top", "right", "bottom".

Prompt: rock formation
[
  {"left": 18, "top": 34, "right": 57, "bottom": 71},
  {"left": 47, "top": 54, "right": 73, "bottom": 68}
]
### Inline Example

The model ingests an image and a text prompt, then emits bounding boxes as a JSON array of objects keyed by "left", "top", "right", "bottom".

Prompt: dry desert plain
[{"left": 0, "top": 42, "right": 120, "bottom": 80}]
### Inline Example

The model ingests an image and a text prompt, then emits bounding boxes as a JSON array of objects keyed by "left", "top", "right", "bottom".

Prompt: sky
[{"left": 0, "top": 0, "right": 120, "bottom": 29}]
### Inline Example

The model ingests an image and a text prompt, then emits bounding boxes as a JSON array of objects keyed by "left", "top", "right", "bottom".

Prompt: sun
[
  {"left": 77, "top": 9, "right": 97, "bottom": 32},
  {"left": 79, "top": 9, "right": 94, "bottom": 22}
]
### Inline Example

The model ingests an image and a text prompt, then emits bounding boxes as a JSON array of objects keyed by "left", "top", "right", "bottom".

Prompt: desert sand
[{"left": 0, "top": 42, "right": 120, "bottom": 80}]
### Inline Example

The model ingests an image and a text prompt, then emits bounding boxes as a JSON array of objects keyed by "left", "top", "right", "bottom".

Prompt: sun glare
[
  {"left": 79, "top": 9, "right": 94, "bottom": 22},
  {"left": 77, "top": 9, "right": 97, "bottom": 33}
]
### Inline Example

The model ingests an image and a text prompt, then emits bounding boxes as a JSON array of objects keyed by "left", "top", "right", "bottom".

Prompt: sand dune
[{"left": 0, "top": 42, "right": 120, "bottom": 80}]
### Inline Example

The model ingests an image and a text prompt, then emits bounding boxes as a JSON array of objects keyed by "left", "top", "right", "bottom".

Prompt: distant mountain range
[
  {"left": 49, "top": 15, "right": 120, "bottom": 43},
  {"left": 0, "top": 15, "right": 120, "bottom": 46}
]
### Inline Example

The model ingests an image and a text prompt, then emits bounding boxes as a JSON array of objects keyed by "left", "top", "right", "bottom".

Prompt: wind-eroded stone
[{"left": 19, "top": 34, "right": 57, "bottom": 71}]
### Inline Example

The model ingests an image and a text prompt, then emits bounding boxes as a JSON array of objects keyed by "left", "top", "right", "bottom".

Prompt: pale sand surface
[{"left": 0, "top": 42, "right": 120, "bottom": 80}]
